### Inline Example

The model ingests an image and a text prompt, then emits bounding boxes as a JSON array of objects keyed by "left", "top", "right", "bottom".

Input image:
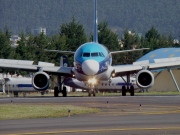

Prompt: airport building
[
  {"left": 32, "top": 27, "right": 46, "bottom": 35},
  {"left": 150, "top": 69, "right": 180, "bottom": 92},
  {"left": 137, "top": 48, "right": 180, "bottom": 92},
  {"left": 10, "top": 35, "right": 21, "bottom": 47}
]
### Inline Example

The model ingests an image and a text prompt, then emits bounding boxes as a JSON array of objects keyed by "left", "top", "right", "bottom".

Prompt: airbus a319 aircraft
[{"left": 0, "top": 0, "right": 180, "bottom": 97}]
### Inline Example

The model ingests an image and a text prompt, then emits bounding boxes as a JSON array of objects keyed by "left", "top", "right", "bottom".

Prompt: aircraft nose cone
[{"left": 82, "top": 60, "right": 99, "bottom": 76}]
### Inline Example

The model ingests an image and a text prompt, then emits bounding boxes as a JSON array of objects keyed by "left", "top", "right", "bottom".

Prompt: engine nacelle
[
  {"left": 32, "top": 72, "right": 50, "bottom": 91},
  {"left": 136, "top": 70, "right": 154, "bottom": 89}
]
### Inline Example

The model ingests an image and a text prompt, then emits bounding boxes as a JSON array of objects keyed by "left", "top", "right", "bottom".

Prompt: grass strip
[{"left": 0, "top": 103, "right": 100, "bottom": 120}]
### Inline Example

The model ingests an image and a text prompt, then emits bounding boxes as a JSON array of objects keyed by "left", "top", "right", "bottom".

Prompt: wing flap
[
  {"left": 113, "top": 57, "right": 180, "bottom": 75},
  {"left": 149, "top": 61, "right": 180, "bottom": 69},
  {"left": 113, "top": 65, "right": 142, "bottom": 73},
  {"left": 0, "top": 59, "right": 72, "bottom": 76},
  {"left": 42, "top": 66, "right": 72, "bottom": 75},
  {"left": 0, "top": 63, "right": 37, "bottom": 70},
  {"left": 38, "top": 61, "right": 55, "bottom": 67},
  {"left": 0, "top": 59, "right": 34, "bottom": 65}
]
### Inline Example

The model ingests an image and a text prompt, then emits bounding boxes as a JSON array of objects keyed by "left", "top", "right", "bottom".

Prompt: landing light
[
  {"left": 112, "top": 73, "right": 115, "bottom": 77},
  {"left": 88, "top": 78, "right": 97, "bottom": 85}
]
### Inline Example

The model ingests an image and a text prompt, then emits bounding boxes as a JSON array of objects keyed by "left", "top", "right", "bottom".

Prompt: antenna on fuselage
[{"left": 93, "top": 0, "right": 98, "bottom": 43}]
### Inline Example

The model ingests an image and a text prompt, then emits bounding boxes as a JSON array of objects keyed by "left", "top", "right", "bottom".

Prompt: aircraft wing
[
  {"left": 44, "top": 49, "right": 75, "bottom": 54},
  {"left": 0, "top": 59, "right": 72, "bottom": 76},
  {"left": 110, "top": 48, "right": 149, "bottom": 54},
  {"left": 113, "top": 57, "right": 180, "bottom": 76},
  {"left": 113, "top": 65, "right": 142, "bottom": 76}
]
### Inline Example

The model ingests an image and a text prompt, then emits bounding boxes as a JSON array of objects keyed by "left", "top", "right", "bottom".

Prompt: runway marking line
[
  {"left": 98, "top": 110, "right": 180, "bottom": 115},
  {"left": 7, "top": 127, "right": 180, "bottom": 135}
]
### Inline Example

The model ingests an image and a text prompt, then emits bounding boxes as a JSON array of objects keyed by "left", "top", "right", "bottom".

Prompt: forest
[
  {"left": 0, "top": 0, "right": 180, "bottom": 38},
  {"left": 0, "top": 19, "right": 179, "bottom": 72}
]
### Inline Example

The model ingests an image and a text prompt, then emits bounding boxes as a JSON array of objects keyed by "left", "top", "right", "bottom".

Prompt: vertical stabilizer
[{"left": 93, "top": 0, "right": 98, "bottom": 43}]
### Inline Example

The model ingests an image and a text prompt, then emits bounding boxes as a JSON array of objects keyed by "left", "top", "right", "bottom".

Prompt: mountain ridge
[{"left": 0, "top": 0, "right": 179, "bottom": 37}]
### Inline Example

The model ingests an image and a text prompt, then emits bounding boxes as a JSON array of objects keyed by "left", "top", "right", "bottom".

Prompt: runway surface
[{"left": 0, "top": 95, "right": 180, "bottom": 135}]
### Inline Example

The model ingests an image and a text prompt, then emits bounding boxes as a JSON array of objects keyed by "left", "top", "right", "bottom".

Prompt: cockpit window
[
  {"left": 91, "top": 52, "right": 99, "bottom": 57},
  {"left": 83, "top": 53, "right": 90, "bottom": 57},
  {"left": 99, "top": 52, "right": 105, "bottom": 57},
  {"left": 82, "top": 52, "right": 105, "bottom": 57}
]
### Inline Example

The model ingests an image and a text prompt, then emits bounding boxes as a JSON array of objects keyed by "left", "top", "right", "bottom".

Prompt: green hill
[{"left": 0, "top": 0, "right": 180, "bottom": 37}]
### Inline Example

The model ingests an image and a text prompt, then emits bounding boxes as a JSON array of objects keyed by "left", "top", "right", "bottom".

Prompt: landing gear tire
[
  {"left": 54, "top": 87, "right": 59, "bottom": 97},
  {"left": 122, "top": 86, "right": 126, "bottom": 96},
  {"left": 93, "top": 90, "right": 96, "bottom": 97},
  {"left": 14, "top": 92, "right": 18, "bottom": 97},
  {"left": 88, "top": 90, "right": 92, "bottom": 97},
  {"left": 130, "top": 86, "right": 134, "bottom": 96},
  {"left": 62, "top": 86, "right": 67, "bottom": 97}
]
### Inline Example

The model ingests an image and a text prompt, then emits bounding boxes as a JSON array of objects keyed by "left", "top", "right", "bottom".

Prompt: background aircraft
[
  {"left": 0, "top": 0, "right": 180, "bottom": 97},
  {"left": 64, "top": 76, "right": 138, "bottom": 96},
  {"left": 0, "top": 77, "right": 37, "bottom": 97}
]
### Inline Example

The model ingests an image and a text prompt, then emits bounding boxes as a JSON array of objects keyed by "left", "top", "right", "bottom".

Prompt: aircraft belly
[{"left": 74, "top": 70, "right": 111, "bottom": 81}]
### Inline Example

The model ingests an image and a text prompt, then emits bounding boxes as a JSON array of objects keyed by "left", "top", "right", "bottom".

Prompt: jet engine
[
  {"left": 136, "top": 70, "right": 154, "bottom": 89},
  {"left": 32, "top": 72, "right": 50, "bottom": 91}
]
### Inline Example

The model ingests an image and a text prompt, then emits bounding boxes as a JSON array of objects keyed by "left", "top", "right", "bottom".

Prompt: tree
[
  {"left": 119, "top": 30, "right": 143, "bottom": 64},
  {"left": 0, "top": 30, "right": 12, "bottom": 59},
  {"left": 143, "top": 27, "right": 175, "bottom": 55},
  {"left": 59, "top": 17, "right": 87, "bottom": 51},
  {"left": 98, "top": 22, "right": 119, "bottom": 51},
  {"left": 33, "top": 33, "right": 50, "bottom": 63},
  {"left": 25, "top": 33, "right": 36, "bottom": 60},
  {"left": 46, "top": 34, "right": 67, "bottom": 65},
  {"left": 59, "top": 17, "right": 87, "bottom": 65},
  {"left": 15, "top": 31, "right": 27, "bottom": 59},
  {"left": 144, "top": 27, "right": 160, "bottom": 51},
  {"left": 98, "top": 21, "right": 120, "bottom": 65}
]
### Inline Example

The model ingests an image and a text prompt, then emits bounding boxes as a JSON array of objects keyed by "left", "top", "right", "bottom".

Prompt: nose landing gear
[{"left": 88, "top": 89, "right": 96, "bottom": 97}]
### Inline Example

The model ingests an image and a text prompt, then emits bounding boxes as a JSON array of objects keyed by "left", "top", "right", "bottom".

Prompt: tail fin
[
  {"left": 60, "top": 56, "right": 70, "bottom": 67},
  {"left": 93, "top": 0, "right": 98, "bottom": 43}
]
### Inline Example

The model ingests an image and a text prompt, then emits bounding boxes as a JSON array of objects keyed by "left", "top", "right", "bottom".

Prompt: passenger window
[
  {"left": 83, "top": 53, "right": 90, "bottom": 57},
  {"left": 91, "top": 52, "right": 99, "bottom": 57}
]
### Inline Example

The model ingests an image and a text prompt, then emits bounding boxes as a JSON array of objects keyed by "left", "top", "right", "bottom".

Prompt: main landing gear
[
  {"left": 122, "top": 85, "right": 134, "bottom": 96},
  {"left": 121, "top": 72, "right": 135, "bottom": 96},
  {"left": 54, "top": 75, "right": 68, "bottom": 97},
  {"left": 54, "top": 86, "right": 67, "bottom": 97}
]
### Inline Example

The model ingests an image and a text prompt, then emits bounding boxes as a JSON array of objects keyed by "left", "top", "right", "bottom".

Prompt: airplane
[
  {"left": 64, "top": 76, "right": 138, "bottom": 96},
  {"left": 0, "top": 0, "right": 180, "bottom": 97},
  {"left": 0, "top": 77, "right": 38, "bottom": 97}
]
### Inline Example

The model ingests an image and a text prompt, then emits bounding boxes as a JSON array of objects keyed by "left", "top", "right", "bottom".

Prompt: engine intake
[
  {"left": 136, "top": 70, "right": 154, "bottom": 89},
  {"left": 32, "top": 72, "right": 49, "bottom": 91}
]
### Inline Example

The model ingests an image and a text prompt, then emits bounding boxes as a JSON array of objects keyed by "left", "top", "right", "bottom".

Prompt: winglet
[{"left": 93, "top": 0, "right": 98, "bottom": 43}]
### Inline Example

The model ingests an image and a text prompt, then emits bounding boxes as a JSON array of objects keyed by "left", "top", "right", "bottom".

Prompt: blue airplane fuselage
[{"left": 72, "top": 42, "right": 113, "bottom": 81}]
